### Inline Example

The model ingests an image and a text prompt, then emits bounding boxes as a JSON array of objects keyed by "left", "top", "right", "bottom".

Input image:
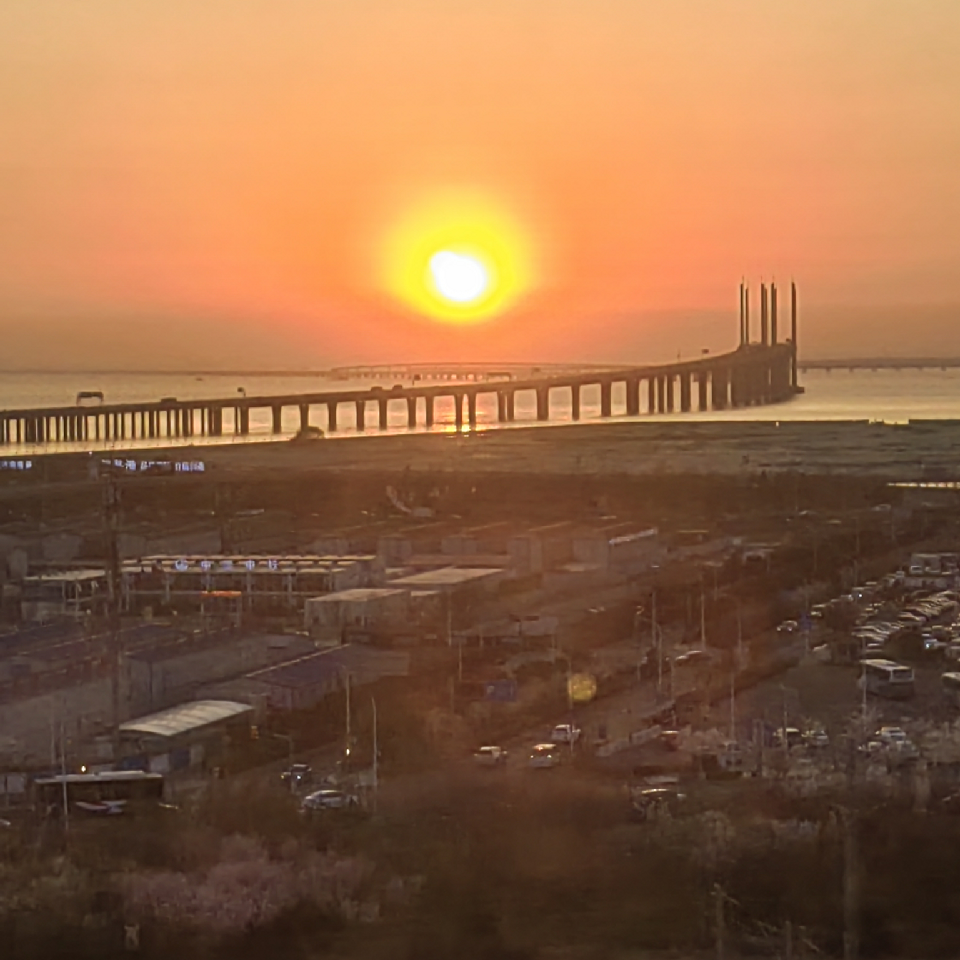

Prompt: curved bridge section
[{"left": 0, "top": 343, "right": 798, "bottom": 447}]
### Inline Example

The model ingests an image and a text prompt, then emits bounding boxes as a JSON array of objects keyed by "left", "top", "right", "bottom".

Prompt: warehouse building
[{"left": 117, "top": 699, "right": 254, "bottom": 774}]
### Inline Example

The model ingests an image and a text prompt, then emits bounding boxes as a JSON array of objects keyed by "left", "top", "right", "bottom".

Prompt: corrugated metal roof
[
  {"left": 388, "top": 567, "right": 503, "bottom": 587},
  {"left": 118, "top": 699, "right": 252, "bottom": 740},
  {"left": 248, "top": 645, "right": 361, "bottom": 689}
]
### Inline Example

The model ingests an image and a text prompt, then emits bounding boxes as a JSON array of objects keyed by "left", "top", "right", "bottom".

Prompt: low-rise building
[
  {"left": 303, "top": 587, "right": 409, "bottom": 642},
  {"left": 117, "top": 699, "right": 254, "bottom": 773}
]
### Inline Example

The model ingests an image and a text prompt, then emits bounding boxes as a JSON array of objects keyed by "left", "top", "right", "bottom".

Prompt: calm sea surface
[{"left": 0, "top": 368, "right": 958, "bottom": 454}]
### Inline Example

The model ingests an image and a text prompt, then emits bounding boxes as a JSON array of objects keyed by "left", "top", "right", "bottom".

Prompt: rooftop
[
  {"left": 118, "top": 699, "right": 253, "bottom": 740},
  {"left": 388, "top": 566, "right": 505, "bottom": 588},
  {"left": 305, "top": 588, "right": 407, "bottom": 604}
]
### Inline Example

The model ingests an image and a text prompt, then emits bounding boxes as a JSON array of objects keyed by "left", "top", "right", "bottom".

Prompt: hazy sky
[{"left": 2, "top": 1, "right": 959, "bottom": 369}]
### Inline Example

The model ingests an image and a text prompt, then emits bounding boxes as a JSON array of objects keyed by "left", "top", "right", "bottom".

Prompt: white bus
[
  {"left": 34, "top": 770, "right": 165, "bottom": 817},
  {"left": 943, "top": 672, "right": 960, "bottom": 707},
  {"left": 860, "top": 659, "right": 915, "bottom": 700}
]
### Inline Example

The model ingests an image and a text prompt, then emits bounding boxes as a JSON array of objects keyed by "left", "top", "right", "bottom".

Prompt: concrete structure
[
  {"left": 0, "top": 299, "right": 799, "bottom": 446},
  {"left": 304, "top": 587, "right": 409, "bottom": 642},
  {"left": 117, "top": 699, "right": 254, "bottom": 773},
  {"left": 121, "top": 553, "right": 382, "bottom": 615},
  {"left": 387, "top": 566, "right": 508, "bottom": 598},
  {"left": 20, "top": 569, "right": 106, "bottom": 621},
  {"left": 126, "top": 631, "right": 317, "bottom": 712}
]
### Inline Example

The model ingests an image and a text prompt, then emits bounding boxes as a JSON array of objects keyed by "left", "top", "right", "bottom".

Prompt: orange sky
[{"left": 2, "top": 1, "right": 959, "bottom": 369}]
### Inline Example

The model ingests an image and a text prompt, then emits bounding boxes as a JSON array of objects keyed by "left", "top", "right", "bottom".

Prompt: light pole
[{"left": 371, "top": 696, "right": 379, "bottom": 812}]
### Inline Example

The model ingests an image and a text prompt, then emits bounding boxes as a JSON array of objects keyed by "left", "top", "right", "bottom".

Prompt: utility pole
[
  {"left": 60, "top": 718, "right": 69, "bottom": 833},
  {"left": 700, "top": 578, "right": 707, "bottom": 649},
  {"left": 345, "top": 671, "right": 352, "bottom": 762},
  {"left": 842, "top": 807, "right": 860, "bottom": 960},
  {"left": 371, "top": 696, "right": 379, "bottom": 813},
  {"left": 713, "top": 884, "right": 725, "bottom": 960},
  {"left": 102, "top": 470, "right": 124, "bottom": 757},
  {"left": 729, "top": 667, "right": 736, "bottom": 742},
  {"left": 736, "top": 598, "right": 743, "bottom": 668},
  {"left": 654, "top": 590, "right": 663, "bottom": 696}
]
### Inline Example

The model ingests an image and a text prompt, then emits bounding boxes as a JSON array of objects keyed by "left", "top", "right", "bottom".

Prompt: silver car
[{"left": 301, "top": 789, "right": 359, "bottom": 812}]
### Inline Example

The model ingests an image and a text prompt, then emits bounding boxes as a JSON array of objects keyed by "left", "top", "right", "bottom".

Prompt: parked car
[
  {"left": 775, "top": 727, "right": 804, "bottom": 749},
  {"left": 301, "top": 789, "right": 360, "bottom": 812},
  {"left": 528, "top": 744, "right": 562, "bottom": 769},
  {"left": 804, "top": 729, "right": 830, "bottom": 750},
  {"left": 550, "top": 724, "right": 582, "bottom": 744},
  {"left": 280, "top": 764, "right": 313, "bottom": 791},
  {"left": 473, "top": 745, "right": 508, "bottom": 767},
  {"left": 629, "top": 787, "right": 686, "bottom": 822}
]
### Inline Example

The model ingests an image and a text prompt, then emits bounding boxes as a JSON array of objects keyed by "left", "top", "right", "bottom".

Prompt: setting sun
[
  {"left": 428, "top": 251, "right": 489, "bottom": 304},
  {"left": 380, "top": 190, "right": 534, "bottom": 325}
]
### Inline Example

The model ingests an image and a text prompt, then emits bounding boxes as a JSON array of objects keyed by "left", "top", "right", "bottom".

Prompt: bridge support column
[
  {"left": 453, "top": 393, "right": 464, "bottom": 431},
  {"left": 272, "top": 406, "right": 283, "bottom": 433},
  {"left": 407, "top": 397, "right": 417, "bottom": 428},
  {"left": 467, "top": 393, "right": 478, "bottom": 428},
  {"left": 536, "top": 387, "right": 549, "bottom": 422},
  {"left": 697, "top": 374, "right": 709, "bottom": 411},
  {"left": 647, "top": 378, "right": 656, "bottom": 414},
  {"left": 571, "top": 385, "right": 581, "bottom": 421},
  {"left": 506, "top": 391, "right": 515, "bottom": 421},
  {"left": 379, "top": 398, "right": 389, "bottom": 430},
  {"left": 497, "top": 392, "right": 508, "bottom": 423},
  {"left": 425, "top": 396, "right": 435, "bottom": 427},
  {"left": 298, "top": 403, "right": 310, "bottom": 433},
  {"left": 680, "top": 373, "right": 691, "bottom": 412},
  {"left": 355, "top": 400, "right": 367, "bottom": 431},
  {"left": 626, "top": 378, "right": 640, "bottom": 416},
  {"left": 656, "top": 376, "right": 666, "bottom": 413},
  {"left": 327, "top": 401, "right": 338, "bottom": 432},
  {"left": 600, "top": 382, "right": 612, "bottom": 418},
  {"left": 238, "top": 407, "right": 250, "bottom": 435},
  {"left": 665, "top": 376, "right": 675, "bottom": 412},
  {"left": 711, "top": 370, "right": 728, "bottom": 410}
]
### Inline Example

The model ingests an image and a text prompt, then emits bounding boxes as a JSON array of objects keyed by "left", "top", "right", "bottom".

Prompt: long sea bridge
[{"left": 0, "top": 281, "right": 800, "bottom": 447}]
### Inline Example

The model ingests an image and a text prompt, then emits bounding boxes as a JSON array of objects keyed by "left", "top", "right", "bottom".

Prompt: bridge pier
[
  {"left": 656, "top": 376, "right": 666, "bottom": 413},
  {"left": 453, "top": 393, "right": 464, "bottom": 430},
  {"left": 626, "top": 378, "right": 640, "bottom": 416},
  {"left": 299, "top": 403, "right": 310, "bottom": 433},
  {"left": 425, "top": 396, "right": 435, "bottom": 428},
  {"left": 355, "top": 400, "right": 366, "bottom": 431},
  {"left": 647, "top": 378, "right": 656, "bottom": 414},
  {"left": 711, "top": 369, "right": 729, "bottom": 410},
  {"left": 467, "top": 392, "right": 478, "bottom": 428},
  {"left": 497, "top": 391, "right": 508, "bottom": 423},
  {"left": 665, "top": 375, "right": 675, "bottom": 412},
  {"left": 697, "top": 373, "right": 709, "bottom": 411},
  {"left": 327, "top": 401, "right": 339, "bottom": 432},
  {"left": 600, "top": 382, "right": 612, "bottom": 418},
  {"left": 272, "top": 406, "right": 283, "bottom": 434},
  {"left": 407, "top": 396, "right": 417, "bottom": 428},
  {"left": 536, "top": 387, "right": 549, "bottom": 422},
  {"left": 238, "top": 407, "right": 250, "bottom": 435},
  {"left": 680, "top": 373, "right": 692, "bottom": 412},
  {"left": 379, "top": 398, "right": 389, "bottom": 430},
  {"left": 571, "top": 385, "right": 581, "bottom": 421}
]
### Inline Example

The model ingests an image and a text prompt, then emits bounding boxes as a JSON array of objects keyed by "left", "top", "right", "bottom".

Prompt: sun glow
[{"left": 381, "top": 191, "right": 533, "bottom": 324}]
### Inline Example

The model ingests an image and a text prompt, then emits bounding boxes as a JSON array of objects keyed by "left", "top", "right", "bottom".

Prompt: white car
[
  {"left": 528, "top": 744, "right": 562, "bottom": 769},
  {"left": 301, "top": 789, "right": 359, "bottom": 812},
  {"left": 473, "top": 746, "right": 508, "bottom": 767},
  {"left": 550, "top": 724, "right": 582, "bottom": 744}
]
